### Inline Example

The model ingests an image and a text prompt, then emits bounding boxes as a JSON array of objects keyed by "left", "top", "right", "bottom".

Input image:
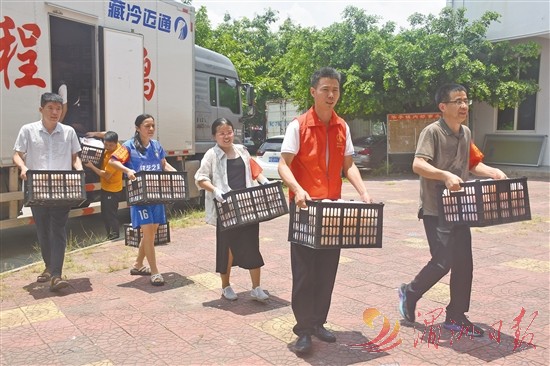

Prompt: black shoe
[
  {"left": 294, "top": 335, "right": 312, "bottom": 355},
  {"left": 398, "top": 283, "right": 416, "bottom": 323},
  {"left": 312, "top": 325, "right": 336, "bottom": 343},
  {"left": 443, "top": 313, "right": 484, "bottom": 337}
]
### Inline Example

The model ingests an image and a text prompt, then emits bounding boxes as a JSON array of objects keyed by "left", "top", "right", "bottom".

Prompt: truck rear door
[{"left": 101, "top": 28, "right": 143, "bottom": 139}]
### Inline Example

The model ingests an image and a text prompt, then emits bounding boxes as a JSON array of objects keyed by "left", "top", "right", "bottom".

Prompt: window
[
  {"left": 209, "top": 77, "right": 217, "bottom": 107},
  {"left": 497, "top": 56, "right": 540, "bottom": 131},
  {"left": 218, "top": 79, "right": 240, "bottom": 114}
]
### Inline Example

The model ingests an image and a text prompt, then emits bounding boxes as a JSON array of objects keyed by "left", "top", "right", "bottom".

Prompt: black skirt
[{"left": 215, "top": 221, "right": 264, "bottom": 274}]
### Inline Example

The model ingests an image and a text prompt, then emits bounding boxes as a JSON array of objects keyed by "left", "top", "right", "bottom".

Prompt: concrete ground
[{"left": 1, "top": 177, "right": 548, "bottom": 366}]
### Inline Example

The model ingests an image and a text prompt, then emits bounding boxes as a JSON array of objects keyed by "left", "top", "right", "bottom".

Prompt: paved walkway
[{"left": 1, "top": 177, "right": 549, "bottom": 366}]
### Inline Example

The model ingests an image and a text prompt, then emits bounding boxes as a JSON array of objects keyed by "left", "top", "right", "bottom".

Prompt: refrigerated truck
[
  {"left": 265, "top": 99, "right": 302, "bottom": 139},
  {"left": 0, "top": 0, "right": 254, "bottom": 229}
]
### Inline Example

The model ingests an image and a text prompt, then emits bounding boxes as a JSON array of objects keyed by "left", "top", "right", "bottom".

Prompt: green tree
[
  {"left": 200, "top": 9, "right": 288, "bottom": 130},
  {"left": 391, "top": 7, "right": 540, "bottom": 112},
  {"left": 194, "top": 6, "right": 212, "bottom": 48},
  {"left": 193, "top": 4, "right": 541, "bottom": 127}
]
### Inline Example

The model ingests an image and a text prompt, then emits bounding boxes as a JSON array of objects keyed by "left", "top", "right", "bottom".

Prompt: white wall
[
  {"left": 471, "top": 36, "right": 549, "bottom": 167},
  {"left": 450, "top": 1, "right": 550, "bottom": 166},
  {"left": 447, "top": 0, "right": 550, "bottom": 41}
]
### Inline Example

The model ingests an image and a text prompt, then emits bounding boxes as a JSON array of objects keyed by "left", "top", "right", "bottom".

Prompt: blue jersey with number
[
  {"left": 121, "top": 139, "right": 166, "bottom": 172},
  {"left": 116, "top": 139, "right": 167, "bottom": 228}
]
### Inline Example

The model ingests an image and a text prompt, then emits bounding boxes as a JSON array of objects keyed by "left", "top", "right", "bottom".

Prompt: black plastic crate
[
  {"left": 126, "top": 171, "right": 188, "bottom": 205},
  {"left": 437, "top": 177, "right": 531, "bottom": 227},
  {"left": 288, "top": 200, "right": 384, "bottom": 249},
  {"left": 80, "top": 143, "right": 105, "bottom": 166},
  {"left": 25, "top": 170, "right": 86, "bottom": 206},
  {"left": 215, "top": 181, "right": 288, "bottom": 231},
  {"left": 124, "top": 222, "right": 170, "bottom": 247}
]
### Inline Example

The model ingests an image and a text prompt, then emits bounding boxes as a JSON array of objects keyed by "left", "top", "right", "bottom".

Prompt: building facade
[{"left": 448, "top": 0, "right": 550, "bottom": 169}]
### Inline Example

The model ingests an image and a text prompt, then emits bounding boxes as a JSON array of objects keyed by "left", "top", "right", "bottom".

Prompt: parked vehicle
[
  {"left": 352, "top": 135, "right": 388, "bottom": 170},
  {"left": 255, "top": 136, "right": 284, "bottom": 180},
  {"left": 0, "top": 0, "right": 254, "bottom": 229}
]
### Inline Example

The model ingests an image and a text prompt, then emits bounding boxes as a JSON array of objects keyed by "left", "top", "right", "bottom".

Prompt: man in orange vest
[{"left": 278, "top": 67, "right": 373, "bottom": 355}]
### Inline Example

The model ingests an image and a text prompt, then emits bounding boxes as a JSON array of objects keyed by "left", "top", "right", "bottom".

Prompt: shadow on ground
[
  {"left": 24, "top": 277, "right": 93, "bottom": 299},
  {"left": 117, "top": 271, "right": 194, "bottom": 293},
  {"left": 202, "top": 292, "right": 291, "bottom": 316}
]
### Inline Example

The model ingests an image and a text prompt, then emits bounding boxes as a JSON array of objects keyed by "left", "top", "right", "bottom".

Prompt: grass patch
[
  {"left": 168, "top": 207, "right": 206, "bottom": 229},
  {"left": 516, "top": 215, "right": 547, "bottom": 232},
  {"left": 107, "top": 262, "right": 127, "bottom": 273}
]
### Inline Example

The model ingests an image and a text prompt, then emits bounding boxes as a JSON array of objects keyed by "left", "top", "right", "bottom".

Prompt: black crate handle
[
  {"left": 298, "top": 201, "right": 310, "bottom": 224},
  {"left": 447, "top": 189, "right": 467, "bottom": 197},
  {"left": 441, "top": 179, "right": 492, "bottom": 197},
  {"left": 129, "top": 177, "right": 141, "bottom": 189}
]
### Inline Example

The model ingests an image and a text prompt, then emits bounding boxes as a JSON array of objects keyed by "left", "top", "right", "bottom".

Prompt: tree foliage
[{"left": 191, "top": 3, "right": 541, "bottom": 126}]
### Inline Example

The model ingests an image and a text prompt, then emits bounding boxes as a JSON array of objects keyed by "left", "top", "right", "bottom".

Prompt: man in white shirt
[{"left": 13, "top": 92, "right": 82, "bottom": 291}]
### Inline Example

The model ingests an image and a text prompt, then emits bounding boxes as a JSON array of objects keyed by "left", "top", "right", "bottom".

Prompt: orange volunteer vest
[{"left": 289, "top": 107, "right": 347, "bottom": 200}]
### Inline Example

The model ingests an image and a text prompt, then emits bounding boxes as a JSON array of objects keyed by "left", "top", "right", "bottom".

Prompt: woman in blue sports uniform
[{"left": 110, "top": 114, "right": 176, "bottom": 286}]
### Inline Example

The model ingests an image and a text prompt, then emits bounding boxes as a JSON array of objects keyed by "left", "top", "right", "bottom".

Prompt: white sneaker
[
  {"left": 222, "top": 286, "right": 238, "bottom": 301},
  {"left": 250, "top": 286, "right": 269, "bottom": 302}
]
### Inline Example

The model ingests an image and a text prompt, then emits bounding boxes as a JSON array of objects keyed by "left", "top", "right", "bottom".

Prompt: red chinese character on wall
[
  {"left": 0, "top": 16, "right": 45, "bottom": 89},
  {"left": 143, "top": 47, "right": 155, "bottom": 101}
]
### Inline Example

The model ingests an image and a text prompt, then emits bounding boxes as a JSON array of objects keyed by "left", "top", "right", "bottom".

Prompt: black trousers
[
  {"left": 31, "top": 206, "right": 70, "bottom": 277},
  {"left": 291, "top": 243, "right": 340, "bottom": 336},
  {"left": 407, "top": 215, "right": 473, "bottom": 316},
  {"left": 101, "top": 189, "right": 121, "bottom": 236}
]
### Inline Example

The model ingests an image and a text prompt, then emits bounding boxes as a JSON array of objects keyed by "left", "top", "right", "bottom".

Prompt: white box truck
[
  {"left": 265, "top": 100, "right": 302, "bottom": 138},
  {"left": 0, "top": 0, "right": 254, "bottom": 229}
]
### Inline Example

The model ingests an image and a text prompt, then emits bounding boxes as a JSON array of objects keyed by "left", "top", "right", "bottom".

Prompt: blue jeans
[{"left": 31, "top": 206, "right": 71, "bottom": 278}]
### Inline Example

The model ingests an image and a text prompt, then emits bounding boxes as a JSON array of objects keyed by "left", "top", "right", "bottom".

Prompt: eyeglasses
[
  {"left": 442, "top": 99, "right": 472, "bottom": 106},
  {"left": 216, "top": 131, "right": 234, "bottom": 137}
]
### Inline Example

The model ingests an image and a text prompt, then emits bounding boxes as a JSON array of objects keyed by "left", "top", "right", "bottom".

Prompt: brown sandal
[
  {"left": 50, "top": 276, "right": 69, "bottom": 291},
  {"left": 37, "top": 270, "right": 51, "bottom": 283}
]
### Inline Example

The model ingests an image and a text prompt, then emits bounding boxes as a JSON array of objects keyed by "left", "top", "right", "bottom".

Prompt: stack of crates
[
  {"left": 126, "top": 171, "right": 188, "bottom": 205},
  {"left": 288, "top": 200, "right": 384, "bottom": 249},
  {"left": 215, "top": 181, "right": 288, "bottom": 231},
  {"left": 437, "top": 177, "right": 531, "bottom": 227},
  {"left": 124, "top": 223, "right": 170, "bottom": 248},
  {"left": 25, "top": 170, "right": 86, "bottom": 207}
]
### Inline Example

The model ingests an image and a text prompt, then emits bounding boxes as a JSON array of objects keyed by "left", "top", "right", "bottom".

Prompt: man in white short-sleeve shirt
[{"left": 13, "top": 92, "right": 82, "bottom": 292}]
